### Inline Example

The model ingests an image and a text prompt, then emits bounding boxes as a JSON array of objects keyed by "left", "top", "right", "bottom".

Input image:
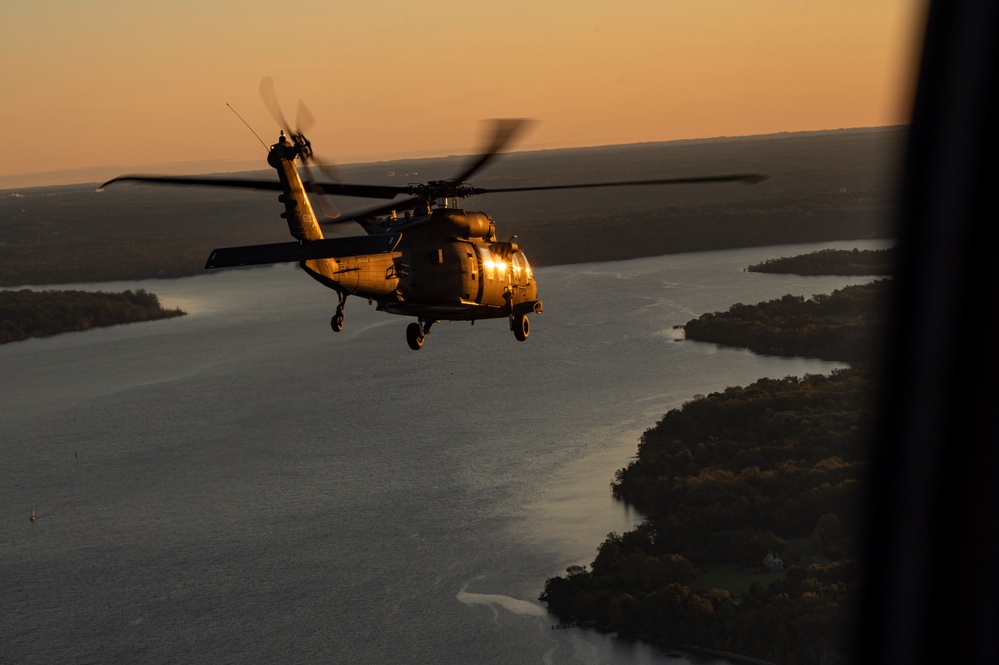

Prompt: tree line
[
  {"left": 682, "top": 280, "right": 890, "bottom": 363},
  {"left": 0, "top": 288, "right": 186, "bottom": 344},
  {"left": 540, "top": 370, "right": 870, "bottom": 664},
  {"left": 745, "top": 248, "right": 894, "bottom": 276}
]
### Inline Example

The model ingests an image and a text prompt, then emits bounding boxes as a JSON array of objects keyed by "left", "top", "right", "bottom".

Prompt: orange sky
[{"left": 0, "top": 1, "right": 924, "bottom": 188}]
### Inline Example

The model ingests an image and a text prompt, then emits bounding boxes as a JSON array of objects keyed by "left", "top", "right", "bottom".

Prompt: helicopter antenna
[{"left": 226, "top": 103, "right": 268, "bottom": 151}]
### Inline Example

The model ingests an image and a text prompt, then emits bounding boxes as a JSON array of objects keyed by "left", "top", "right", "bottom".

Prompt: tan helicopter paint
[
  {"left": 270, "top": 135, "right": 403, "bottom": 298},
  {"left": 323, "top": 253, "right": 402, "bottom": 297},
  {"left": 263, "top": 137, "right": 541, "bottom": 320}
]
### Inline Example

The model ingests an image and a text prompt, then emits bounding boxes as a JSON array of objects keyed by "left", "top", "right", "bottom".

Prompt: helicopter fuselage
[
  {"left": 204, "top": 132, "right": 543, "bottom": 349},
  {"left": 302, "top": 208, "right": 540, "bottom": 322}
]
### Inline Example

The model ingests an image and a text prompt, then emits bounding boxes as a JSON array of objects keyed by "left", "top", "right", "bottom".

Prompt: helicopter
[{"left": 101, "top": 88, "right": 767, "bottom": 350}]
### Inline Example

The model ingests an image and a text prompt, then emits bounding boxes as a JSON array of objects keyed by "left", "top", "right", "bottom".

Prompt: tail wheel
[
  {"left": 331, "top": 312, "right": 344, "bottom": 332},
  {"left": 512, "top": 314, "right": 530, "bottom": 341},
  {"left": 406, "top": 322, "right": 425, "bottom": 350}
]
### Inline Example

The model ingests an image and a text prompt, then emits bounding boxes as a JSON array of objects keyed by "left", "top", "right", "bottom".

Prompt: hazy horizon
[
  {"left": 1, "top": 1, "right": 923, "bottom": 189},
  {"left": 0, "top": 124, "right": 904, "bottom": 190}
]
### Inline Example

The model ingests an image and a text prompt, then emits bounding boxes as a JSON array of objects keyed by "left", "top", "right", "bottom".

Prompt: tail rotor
[{"left": 259, "top": 77, "right": 342, "bottom": 220}]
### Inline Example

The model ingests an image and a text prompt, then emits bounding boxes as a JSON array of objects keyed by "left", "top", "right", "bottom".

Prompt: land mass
[
  {"left": 746, "top": 247, "right": 894, "bottom": 276},
  {"left": 683, "top": 280, "right": 889, "bottom": 364},
  {"left": 540, "top": 252, "right": 889, "bottom": 665},
  {"left": 0, "top": 289, "right": 186, "bottom": 344}
]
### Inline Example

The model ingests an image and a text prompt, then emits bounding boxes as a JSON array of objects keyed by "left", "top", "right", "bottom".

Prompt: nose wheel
[
  {"left": 406, "top": 319, "right": 435, "bottom": 350},
  {"left": 511, "top": 313, "right": 530, "bottom": 341}
]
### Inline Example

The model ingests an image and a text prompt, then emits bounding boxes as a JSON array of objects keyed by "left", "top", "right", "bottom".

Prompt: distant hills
[
  {"left": 0, "top": 127, "right": 902, "bottom": 286},
  {"left": 0, "top": 159, "right": 265, "bottom": 191}
]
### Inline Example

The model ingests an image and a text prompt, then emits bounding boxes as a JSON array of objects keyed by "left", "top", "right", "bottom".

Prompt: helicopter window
[
  {"left": 479, "top": 247, "right": 496, "bottom": 280},
  {"left": 478, "top": 246, "right": 510, "bottom": 281},
  {"left": 511, "top": 253, "right": 523, "bottom": 282},
  {"left": 521, "top": 253, "right": 533, "bottom": 280}
]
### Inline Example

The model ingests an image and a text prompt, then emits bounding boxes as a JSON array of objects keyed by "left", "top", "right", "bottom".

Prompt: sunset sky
[{"left": 1, "top": 1, "right": 924, "bottom": 188}]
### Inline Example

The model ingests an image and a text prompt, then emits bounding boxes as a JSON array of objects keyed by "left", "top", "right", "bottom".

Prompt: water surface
[{"left": 0, "top": 240, "right": 887, "bottom": 664}]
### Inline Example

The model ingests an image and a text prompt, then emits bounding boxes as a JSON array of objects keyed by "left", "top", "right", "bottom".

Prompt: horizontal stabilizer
[{"left": 205, "top": 234, "right": 401, "bottom": 269}]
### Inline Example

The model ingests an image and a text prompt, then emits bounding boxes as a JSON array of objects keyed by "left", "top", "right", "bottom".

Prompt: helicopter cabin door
[
  {"left": 421, "top": 243, "right": 466, "bottom": 301},
  {"left": 460, "top": 244, "right": 479, "bottom": 301}
]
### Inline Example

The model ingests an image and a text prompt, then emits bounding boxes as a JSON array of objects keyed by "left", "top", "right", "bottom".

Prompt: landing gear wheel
[
  {"left": 406, "top": 322, "right": 425, "bottom": 350},
  {"left": 330, "top": 292, "right": 348, "bottom": 333},
  {"left": 512, "top": 314, "right": 530, "bottom": 341}
]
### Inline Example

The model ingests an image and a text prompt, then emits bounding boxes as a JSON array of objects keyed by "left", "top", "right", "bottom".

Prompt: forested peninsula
[
  {"left": 683, "top": 280, "right": 889, "bottom": 364},
  {"left": 540, "top": 251, "right": 888, "bottom": 665},
  {"left": 746, "top": 248, "right": 894, "bottom": 276},
  {"left": 0, "top": 288, "right": 186, "bottom": 344}
]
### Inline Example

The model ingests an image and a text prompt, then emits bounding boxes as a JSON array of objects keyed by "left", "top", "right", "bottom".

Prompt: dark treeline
[
  {"left": 613, "top": 370, "right": 871, "bottom": 556},
  {"left": 746, "top": 247, "right": 894, "bottom": 276},
  {"left": 0, "top": 289, "right": 186, "bottom": 344},
  {"left": 683, "top": 280, "right": 890, "bottom": 363},
  {"left": 511, "top": 195, "right": 891, "bottom": 268},
  {"left": 541, "top": 266, "right": 885, "bottom": 664},
  {"left": 540, "top": 370, "right": 870, "bottom": 665}
]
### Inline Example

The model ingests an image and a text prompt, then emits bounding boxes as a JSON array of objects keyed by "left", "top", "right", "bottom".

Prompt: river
[{"left": 0, "top": 240, "right": 888, "bottom": 664}]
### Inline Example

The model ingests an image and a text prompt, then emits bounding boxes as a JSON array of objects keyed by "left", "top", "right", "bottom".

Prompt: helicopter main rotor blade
[
  {"left": 469, "top": 173, "right": 768, "bottom": 195},
  {"left": 304, "top": 170, "right": 768, "bottom": 204},
  {"left": 99, "top": 174, "right": 406, "bottom": 199},
  {"left": 315, "top": 118, "right": 534, "bottom": 204},
  {"left": 319, "top": 196, "right": 423, "bottom": 226},
  {"left": 99, "top": 175, "right": 285, "bottom": 191},
  {"left": 450, "top": 118, "right": 532, "bottom": 184},
  {"left": 319, "top": 173, "right": 768, "bottom": 227}
]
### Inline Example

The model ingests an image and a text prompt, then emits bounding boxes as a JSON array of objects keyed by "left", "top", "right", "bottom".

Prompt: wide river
[{"left": 0, "top": 240, "right": 887, "bottom": 664}]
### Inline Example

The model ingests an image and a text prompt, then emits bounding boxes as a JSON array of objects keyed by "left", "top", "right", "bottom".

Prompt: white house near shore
[{"left": 763, "top": 550, "right": 784, "bottom": 570}]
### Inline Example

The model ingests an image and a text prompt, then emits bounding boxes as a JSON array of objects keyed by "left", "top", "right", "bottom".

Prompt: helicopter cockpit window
[
  {"left": 521, "top": 253, "right": 534, "bottom": 280},
  {"left": 511, "top": 253, "right": 524, "bottom": 283},
  {"left": 478, "top": 246, "right": 511, "bottom": 281}
]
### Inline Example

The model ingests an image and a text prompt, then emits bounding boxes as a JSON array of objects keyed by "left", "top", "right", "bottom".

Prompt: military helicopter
[{"left": 101, "top": 86, "right": 766, "bottom": 350}]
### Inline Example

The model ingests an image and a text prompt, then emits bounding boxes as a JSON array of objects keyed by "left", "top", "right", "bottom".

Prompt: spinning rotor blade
[
  {"left": 451, "top": 118, "right": 532, "bottom": 184},
  {"left": 259, "top": 81, "right": 343, "bottom": 218},
  {"left": 296, "top": 100, "right": 316, "bottom": 136},
  {"left": 260, "top": 76, "right": 292, "bottom": 135},
  {"left": 302, "top": 162, "right": 342, "bottom": 219},
  {"left": 319, "top": 173, "right": 768, "bottom": 226},
  {"left": 100, "top": 174, "right": 284, "bottom": 191},
  {"left": 469, "top": 173, "right": 768, "bottom": 195},
  {"left": 99, "top": 174, "right": 406, "bottom": 199},
  {"left": 314, "top": 118, "right": 534, "bottom": 210},
  {"left": 273, "top": 118, "right": 536, "bottom": 207},
  {"left": 319, "top": 196, "right": 423, "bottom": 227},
  {"left": 103, "top": 105, "right": 765, "bottom": 229}
]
